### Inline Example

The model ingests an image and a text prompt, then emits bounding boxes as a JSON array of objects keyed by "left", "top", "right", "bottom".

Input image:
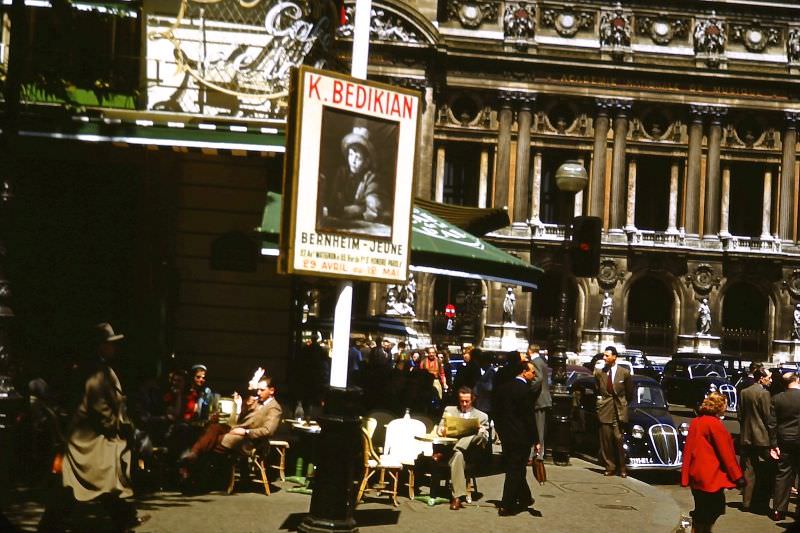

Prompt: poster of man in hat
[{"left": 316, "top": 109, "right": 398, "bottom": 237}]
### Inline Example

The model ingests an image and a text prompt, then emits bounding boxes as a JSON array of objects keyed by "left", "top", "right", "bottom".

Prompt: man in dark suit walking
[
  {"left": 594, "top": 346, "right": 632, "bottom": 477},
  {"left": 493, "top": 359, "right": 539, "bottom": 516},
  {"left": 768, "top": 372, "right": 800, "bottom": 522},
  {"left": 737, "top": 368, "right": 773, "bottom": 512}
]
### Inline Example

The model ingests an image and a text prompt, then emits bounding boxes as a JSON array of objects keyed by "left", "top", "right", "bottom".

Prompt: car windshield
[
  {"left": 632, "top": 384, "right": 668, "bottom": 408},
  {"left": 688, "top": 363, "right": 726, "bottom": 379}
]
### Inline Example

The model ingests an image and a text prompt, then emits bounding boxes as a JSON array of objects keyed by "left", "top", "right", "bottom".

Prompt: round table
[{"left": 286, "top": 422, "right": 321, "bottom": 495}]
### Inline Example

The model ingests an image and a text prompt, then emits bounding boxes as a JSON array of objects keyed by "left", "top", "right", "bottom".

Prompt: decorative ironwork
[
  {"left": 147, "top": 0, "right": 333, "bottom": 118},
  {"left": 338, "top": 6, "right": 422, "bottom": 43},
  {"left": 730, "top": 22, "right": 780, "bottom": 53},
  {"left": 504, "top": 2, "right": 536, "bottom": 48},
  {"left": 541, "top": 6, "right": 594, "bottom": 38},
  {"left": 694, "top": 11, "right": 726, "bottom": 67},
  {"left": 636, "top": 15, "right": 689, "bottom": 45},
  {"left": 788, "top": 28, "right": 800, "bottom": 64},
  {"left": 446, "top": 0, "right": 500, "bottom": 29},
  {"left": 599, "top": 5, "right": 631, "bottom": 52},
  {"left": 685, "top": 264, "right": 720, "bottom": 294}
]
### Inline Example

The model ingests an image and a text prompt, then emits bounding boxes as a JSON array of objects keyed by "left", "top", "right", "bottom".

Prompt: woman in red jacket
[{"left": 681, "top": 392, "right": 745, "bottom": 533}]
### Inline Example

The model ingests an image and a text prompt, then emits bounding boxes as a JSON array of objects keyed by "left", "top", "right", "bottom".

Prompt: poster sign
[{"left": 280, "top": 66, "right": 420, "bottom": 283}]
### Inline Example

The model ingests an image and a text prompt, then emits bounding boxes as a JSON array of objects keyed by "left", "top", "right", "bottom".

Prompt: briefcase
[{"left": 532, "top": 458, "right": 547, "bottom": 485}]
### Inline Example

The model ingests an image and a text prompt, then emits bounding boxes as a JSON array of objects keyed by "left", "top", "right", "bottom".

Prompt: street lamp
[{"left": 548, "top": 160, "right": 588, "bottom": 466}]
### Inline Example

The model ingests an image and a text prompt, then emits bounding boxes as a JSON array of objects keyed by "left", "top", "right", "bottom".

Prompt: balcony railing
[
  {"left": 626, "top": 229, "right": 685, "bottom": 246},
  {"left": 531, "top": 222, "right": 566, "bottom": 240},
  {"left": 721, "top": 235, "right": 782, "bottom": 253}
]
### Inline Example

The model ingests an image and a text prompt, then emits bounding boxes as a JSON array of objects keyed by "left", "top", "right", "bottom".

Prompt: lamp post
[{"left": 548, "top": 160, "right": 588, "bottom": 466}]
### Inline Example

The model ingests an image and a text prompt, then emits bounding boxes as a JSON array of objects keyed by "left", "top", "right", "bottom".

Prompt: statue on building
[
  {"left": 696, "top": 298, "right": 712, "bottom": 335},
  {"left": 599, "top": 292, "right": 613, "bottom": 329},
  {"left": 694, "top": 12, "right": 726, "bottom": 61},
  {"left": 599, "top": 5, "right": 631, "bottom": 50},
  {"left": 385, "top": 285, "right": 414, "bottom": 317},
  {"left": 404, "top": 272, "right": 416, "bottom": 313},
  {"left": 789, "top": 28, "right": 800, "bottom": 64},
  {"left": 502, "top": 287, "right": 516, "bottom": 324},
  {"left": 792, "top": 304, "right": 800, "bottom": 340},
  {"left": 504, "top": 3, "right": 536, "bottom": 45}
]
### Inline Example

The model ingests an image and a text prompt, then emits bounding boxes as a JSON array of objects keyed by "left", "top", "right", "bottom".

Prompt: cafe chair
[
  {"left": 383, "top": 415, "right": 427, "bottom": 499},
  {"left": 268, "top": 439, "right": 290, "bottom": 482},
  {"left": 227, "top": 439, "right": 273, "bottom": 496},
  {"left": 357, "top": 426, "right": 402, "bottom": 506},
  {"left": 362, "top": 416, "right": 378, "bottom": 440},
  {"left": 365, "top": 409, "right": 395, "bottom": 453}
]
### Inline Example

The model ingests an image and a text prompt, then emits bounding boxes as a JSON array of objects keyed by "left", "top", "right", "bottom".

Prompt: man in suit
[
  {"left": 594, "top": 346, "right": 633, "bottom": 477},
  {"left": 737, "top": 368, "right": 773, "bottom": 512},
  {"left": 181, "top": 375, "right": 283, "bottom": 476},
  {"left": 436, "top": 386, "right": 489, "bottom": 510},
  {"left": 767, "top": 372, "right": 800, "bottom": 522},
  {"left": 528, "top": 344, "right": 551, "bottom": 464},
  {"left": 493, "top": 359, "right": 538, "bottom": 516}
]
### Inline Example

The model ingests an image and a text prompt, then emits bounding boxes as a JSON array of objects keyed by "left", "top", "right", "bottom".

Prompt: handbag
[{"left": 532, "top": 458, "right": 547, "bottom": 485}]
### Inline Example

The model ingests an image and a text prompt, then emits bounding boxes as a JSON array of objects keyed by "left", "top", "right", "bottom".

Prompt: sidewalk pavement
[{"left": 1, "top": 456, "right": 787, "bottom": 533}]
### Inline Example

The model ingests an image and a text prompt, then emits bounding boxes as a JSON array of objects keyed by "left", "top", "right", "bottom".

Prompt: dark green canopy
[{"left": 258, "top": 194, "right": 541, "bottom": 289}]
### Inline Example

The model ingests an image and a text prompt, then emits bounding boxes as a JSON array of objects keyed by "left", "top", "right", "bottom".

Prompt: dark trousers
[
  {"left": 38, "top": 486, "right": 136, "bottom": 532},
  {"left": 740, "top": 445, "right": 773, "bottom": 509},
  {"left": 500, "top": 443, "right": 532, "bottom": 510},
  {"left": 774, "top": 442, "right": 800, "bottom": 513}
]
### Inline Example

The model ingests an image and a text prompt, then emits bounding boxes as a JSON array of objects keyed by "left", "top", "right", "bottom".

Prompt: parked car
[
  {"left": 660, "top": 358, "right": 737, "bottom": 413},
  {"left": 570, "top": 374, "right": 686, "bottom": 470},
  {"left": 619, "top": 350, "right": 663, "bottom": 381},
  {"left": 765, "top": 365, "right": 800, "bottom": 395},
  {"left": 566, "top": 364, "right": 592, "bottom": 389}
]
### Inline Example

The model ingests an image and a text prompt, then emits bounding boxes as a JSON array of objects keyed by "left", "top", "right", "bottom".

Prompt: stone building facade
[{"left": 336, "top": 0, "right": 800, "bottom": 361}]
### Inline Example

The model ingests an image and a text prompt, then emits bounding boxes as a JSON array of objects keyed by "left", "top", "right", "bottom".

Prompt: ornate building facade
[{"left": 333, "top": 0, "right": 800, "bottom": 360}]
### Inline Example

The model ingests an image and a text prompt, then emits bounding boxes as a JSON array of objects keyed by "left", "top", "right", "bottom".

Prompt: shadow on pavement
[{"left": 280, "top": 509, "right": 401, "bottom": 531}]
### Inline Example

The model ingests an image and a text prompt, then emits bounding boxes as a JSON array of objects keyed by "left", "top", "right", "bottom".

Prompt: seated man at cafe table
[
  {"left": 179, "top": 368, "right": 282, "bottom": 480},
  {"left": 436, "top": 386, "right": 490, "bottom": 510}
]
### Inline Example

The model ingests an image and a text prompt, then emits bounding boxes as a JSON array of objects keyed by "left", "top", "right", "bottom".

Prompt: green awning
[
  {"left": 257, "top": 194, "right": 541, "bottom": 288},
  {"left": 18, "top": 119, "right": 286, "bottom": 153}
]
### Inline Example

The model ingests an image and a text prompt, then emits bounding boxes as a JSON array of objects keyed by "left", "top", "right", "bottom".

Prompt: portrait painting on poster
[{"left": 280, "top": 66, "right": 420, "bottom": 284}]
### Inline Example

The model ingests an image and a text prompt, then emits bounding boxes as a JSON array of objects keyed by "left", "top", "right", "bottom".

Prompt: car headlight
[
  {"left": 631, "top": 425, "right": 645, "bottom": 439},
  {"left": 679, "top": 422, "right": 689, "bottom": 437}
]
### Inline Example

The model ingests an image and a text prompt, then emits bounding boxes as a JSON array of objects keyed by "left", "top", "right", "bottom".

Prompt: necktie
[{"left": 607, "top": 370, "right": 613, "bottom": 393}]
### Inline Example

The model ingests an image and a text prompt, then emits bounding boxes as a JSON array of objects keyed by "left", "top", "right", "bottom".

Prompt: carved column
[
  {"left": 609, "top": 99, "right": 632, "bottom": 232},
  {"left": 478, "top": 147, "right": 489, "bottom": 208},
  {"left": 416, "top": 86, "right": 436, "bottom": 200},
  {"left": 761, "top": 168, "right": 773, "bottom": 240},
  {"left": 703, "top": 107, "right": 727, "bottom": 239},
  {"left": 667, "top": 159, "right": 680, "bottom": 233},
  {"left": 685, "top": 107, "right": 705, "bottom": 236},
  {"left": 779, "top": 112, "right": 799, "bottom": 241},
  {"left": 574, "top": 156, "right": 586, "bottom": 217},
  {"left": 513, "top": 95, "right": 536, "bottom": 223},
  {"left": 589, "top": 101, "right": 611, "bottom": 221},
  {"left": 530, "top": 151, "right": 543, "bottom": 224},
  {"left": 434, "top": 145, "right": 445, "bottom": 203},
  {"left": 719, "top": 164, "right": 731, "bottom": 237},
  {"left": 625, "top": 158, "right": 637, "bottom": 231},
  {"left": 494, "top": 94, "right": 514, "bottom": 209}
]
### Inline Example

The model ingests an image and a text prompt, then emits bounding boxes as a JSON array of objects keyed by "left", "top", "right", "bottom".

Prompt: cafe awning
[{"left": 257, "top": 193, "right": 541, "bottom": 289}]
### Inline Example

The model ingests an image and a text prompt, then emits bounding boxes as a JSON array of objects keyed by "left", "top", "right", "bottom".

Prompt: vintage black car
[
  {"left": 570, "top": 375, "right": 686, "bottom": 470},
  {"left": 619, "top": 350, "right": 664, "bottom": 381},
  {"left": 660, "top": 358, "right": 737, "bottom": 414}
]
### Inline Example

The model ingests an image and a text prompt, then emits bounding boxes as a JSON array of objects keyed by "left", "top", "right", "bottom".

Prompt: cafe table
[{"left": 286, "top": 420, "right": 321, "bottom": 495}]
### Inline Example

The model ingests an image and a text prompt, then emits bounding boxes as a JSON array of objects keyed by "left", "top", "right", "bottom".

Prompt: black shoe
[
  {"left": 771, "top": 510, "right": 786, "bottom": 522},
  {"left": 498, "top": 507, "right": 517, "bottom": 517}
]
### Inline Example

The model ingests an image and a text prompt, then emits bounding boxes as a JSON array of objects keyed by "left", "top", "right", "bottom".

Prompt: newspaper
[{"left": 443, "top": 415, "right": 480, "bottom": 438}]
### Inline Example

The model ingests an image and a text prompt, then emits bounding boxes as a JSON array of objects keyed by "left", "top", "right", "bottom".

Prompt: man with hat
[
  {"left": 323, "top": 125, "right": 388, "bottom": 224},
  {"left": 39, "top": 322, "right": 147, "bottom": 532}
]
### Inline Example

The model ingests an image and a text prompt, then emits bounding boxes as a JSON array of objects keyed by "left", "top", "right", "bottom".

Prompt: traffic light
[{"left": 570, "top": 216, "right": 602, "bottom": 277}]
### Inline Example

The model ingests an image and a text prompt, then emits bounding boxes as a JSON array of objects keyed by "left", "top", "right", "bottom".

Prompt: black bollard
[{"left": 298, "top": 386, "right": 363, "bottom": 533}]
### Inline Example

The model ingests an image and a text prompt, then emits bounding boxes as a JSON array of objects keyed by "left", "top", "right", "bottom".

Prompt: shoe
[
  {"left": 619, "top": 472, "right": 628, "bottom": 478},
  {"left": 771, "top": 510, "right": 786, "bottom": 521},
  {"left": 603, "top": 471, "right": 614, "bottom": 476},
  {"left": 450, "top": 498, "right": 462, "bottom": 510},
  {"left": 432, "top": 452, "right": 444, "bottom": 463},
  {"left": 498, "top": 507, "right": 516, "bottom": 517}
]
